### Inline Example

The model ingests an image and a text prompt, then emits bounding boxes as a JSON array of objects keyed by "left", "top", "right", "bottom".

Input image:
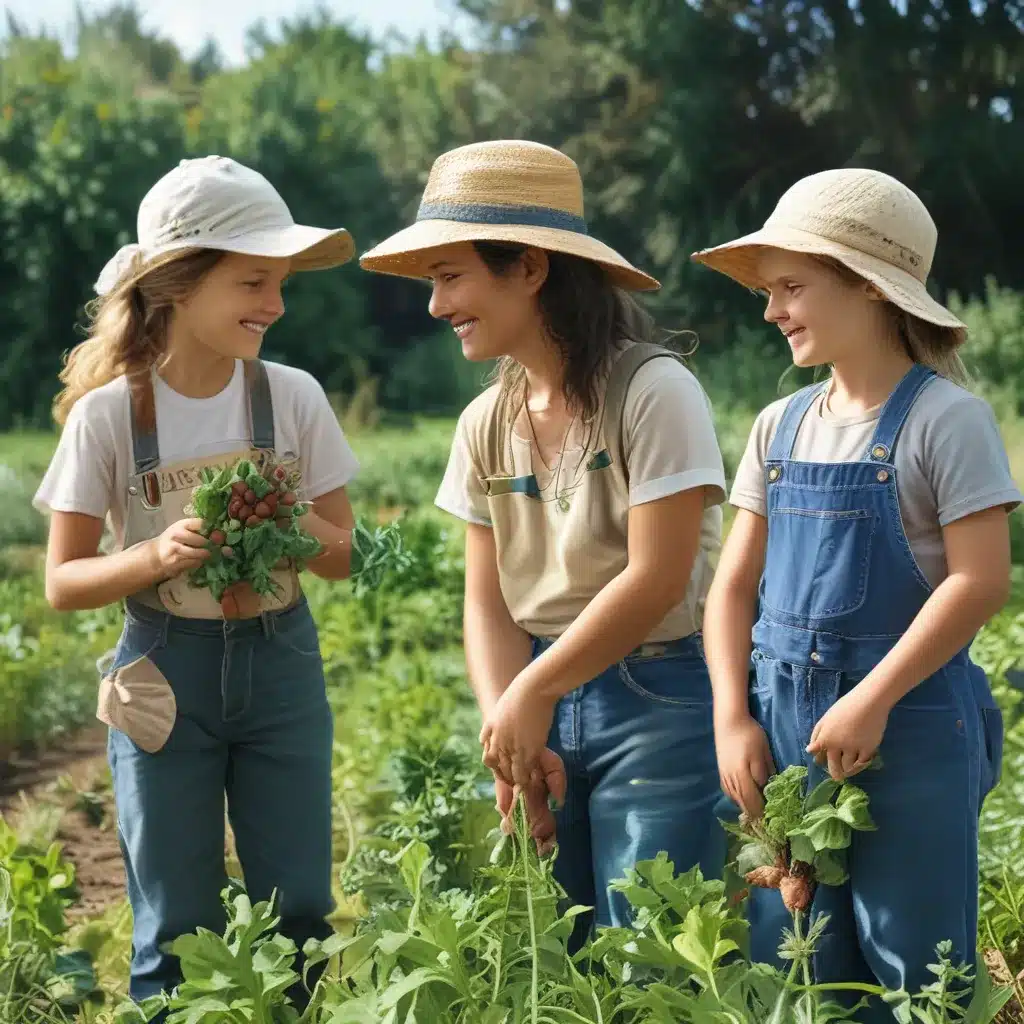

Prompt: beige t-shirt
[
  {"left": 435, "top": 348, "right": 728, "bottom": 641},
  {"left": 731, "top": 375, "right": 1022, "bottom": 589}
]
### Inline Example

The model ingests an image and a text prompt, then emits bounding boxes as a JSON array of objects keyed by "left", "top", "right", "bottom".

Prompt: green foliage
[
  {"left": 0, "top": 816, "right": 98, "bottom": 1021},
  {"left": 1, "top": 0, "right": 1022, "bottom": 427}
]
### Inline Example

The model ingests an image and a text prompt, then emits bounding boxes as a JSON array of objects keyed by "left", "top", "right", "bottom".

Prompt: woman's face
[
  {"left": 757, "top": 249, "right": 886, "bottom": 369},
  {"left": 175, "top": 253, "right": 292, "bottom": 360},
  {"left": 425, "top": 242, "right": 547, "bottom": 362}
]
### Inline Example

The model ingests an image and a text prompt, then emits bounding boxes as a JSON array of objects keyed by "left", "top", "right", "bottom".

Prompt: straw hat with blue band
[{"left": 359, "top": 140, "right": 660, "bottom": 292}]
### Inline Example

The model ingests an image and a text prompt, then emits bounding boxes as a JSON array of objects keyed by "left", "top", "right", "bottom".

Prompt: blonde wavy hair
[
  {"left": 814, "top": 256, "right": 970, "bottom": 387},
  {"left": 54, "top": 247, "right": 224, "bottom": 430}
]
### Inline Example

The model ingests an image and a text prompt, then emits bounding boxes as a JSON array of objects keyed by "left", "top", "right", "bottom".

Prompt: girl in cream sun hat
[
  {"left": 363, "top": 139, "right": 730, "bottom": 951},
  {"left": 696, "top": 166, "right": 1020, "bottom": 1021},
  {"left": 35, "top": 154, "right": 361, "bottom": 1019}
]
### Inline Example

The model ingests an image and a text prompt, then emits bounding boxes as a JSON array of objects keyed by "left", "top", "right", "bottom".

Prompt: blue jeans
[
  {"left": 107, "top": 597, "right": 334, "bottom": 1013},
  {"left": 536, "top": 634, "right": 726, "bottom": 947}
]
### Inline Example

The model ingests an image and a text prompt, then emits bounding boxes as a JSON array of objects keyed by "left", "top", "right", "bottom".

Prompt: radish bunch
[{"left": 185, "top": 457, "right": 322, "bottom": 601}]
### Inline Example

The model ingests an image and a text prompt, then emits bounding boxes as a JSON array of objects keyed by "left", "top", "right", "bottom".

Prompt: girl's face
[
  {"left": 757, "top": 249, "right": 886, "bottom": 368},
  {"left": 176, "top": 253, "right": 291, "bottom": 360},
  {"left": 425, "top": 242, "right": 547, "bottom": 362}
]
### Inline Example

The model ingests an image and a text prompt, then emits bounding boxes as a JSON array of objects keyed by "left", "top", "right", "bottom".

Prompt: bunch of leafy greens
[{"left": 185, "top": 458, "right": 322, "bottom": 602}]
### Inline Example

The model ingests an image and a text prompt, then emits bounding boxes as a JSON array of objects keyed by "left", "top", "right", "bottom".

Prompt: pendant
[{"left": 557, "top": 496, "right": 571, "bottom": 513}]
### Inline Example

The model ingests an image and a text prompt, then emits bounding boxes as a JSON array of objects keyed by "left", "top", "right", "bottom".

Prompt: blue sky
[{"left": 0, "top": 0, "right": 473, "bottom": 63}]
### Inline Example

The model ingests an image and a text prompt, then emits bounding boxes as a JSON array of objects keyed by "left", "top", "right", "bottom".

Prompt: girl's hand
[
  {"left": 480, "top": 679, "right": 557, "bottom": 788},
  {"left": 715, "top": 713, "right": 776, "bottom": 817},
  {"left": 149, "top": 518, "right": 212, "bottom": 577},
  {"left": 495, "top": 748, "right": 566, "bottom": 856},
  {"left": 807, "top": 686, "right": 889, "bottom": 780}
]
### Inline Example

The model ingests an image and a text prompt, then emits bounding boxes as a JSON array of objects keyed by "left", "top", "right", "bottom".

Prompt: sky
[{"left": 0, "top": 0, "right": 474, "bottom": 63}]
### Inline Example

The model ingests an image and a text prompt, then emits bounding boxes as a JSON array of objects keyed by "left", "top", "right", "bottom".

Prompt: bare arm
[
  {"left": 301, "top": 486, "right": 356, "bottom": 581},
  {"left": 702, "top": 508, "right": 775, "bottom": 815},
  {"left": 849, "top": 506, "right": 1011, "bottom": 709},
  {"left": 703, "top": 509, "right": 766, "bottom": 726},
  {"left": 463, "top": 522, "right": 533, "bottom": 717},
  {"left": 44, "top": 511, "right": 208, "bottom": 612},
  {"left": 509, "top": 486, "right": 708, "bottom": 703}
]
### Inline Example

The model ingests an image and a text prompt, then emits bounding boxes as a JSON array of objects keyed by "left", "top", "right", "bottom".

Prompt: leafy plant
[{"left": 185, "top": 457, "right": 323, "bottom": 601}]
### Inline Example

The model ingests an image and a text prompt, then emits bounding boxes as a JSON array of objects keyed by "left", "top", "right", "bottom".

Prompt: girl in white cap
[
  {"left": 34, "top": 155, "right": 359, "bottom": 1016},
  {"left": 361, "top": 140, "right": 729, "bottom": 947},
  {"left": 694, "top": 169, "right": 1020, "bottom": 1017}
]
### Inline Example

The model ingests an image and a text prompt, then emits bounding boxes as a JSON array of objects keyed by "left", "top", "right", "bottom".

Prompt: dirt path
[{"left": 1, "top": 725, "right": 127, "bottom": 921}]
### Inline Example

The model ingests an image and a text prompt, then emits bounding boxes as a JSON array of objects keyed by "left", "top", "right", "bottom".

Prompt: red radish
[
  {"left": 228, "top": 498, "right": 243, "bottom": 517},
  {"left": 254, "top": 501, "right": 271, "bottom": 519},
  {"left": 244, "top": 489, "right": 256, "bottom": 505},
  {"left": 238, "top": 505, "right": 253, "bottom": 521},
  {"left": 281, "top": 492, "right": 297, "bottom": 506},
  {"left": 246, "top": 514, "right": 262, "bottom": 528},
  {"left": 221, "top": 545, "right": 234, "bottom": 557},
  {"left": 209, "top": 529, "right": 226, "bottom": 545},
  {"left": 273, "top": 467, "right": 287, "bottom": 482},
  {"left": 265, "top": 492, "right": 279, "bottom": 510},
  {"left": 231, "top": 481, "right": 247, "bottom": 497}
]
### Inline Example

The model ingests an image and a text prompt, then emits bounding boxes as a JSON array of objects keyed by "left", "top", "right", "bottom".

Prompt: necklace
[{"left": 522, "top": 393, "right": 595, "bottom": 513}]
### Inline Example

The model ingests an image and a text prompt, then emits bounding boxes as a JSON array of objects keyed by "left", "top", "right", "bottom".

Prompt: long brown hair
[
  {"left": 472, "top": 241, "right": 677, "bottom": 424},
  {"left": 54, "top": 248, "right": 224, "bottom": 429},
  {"left": 814, "top": 255, "right": 970, "bottom": 387}
]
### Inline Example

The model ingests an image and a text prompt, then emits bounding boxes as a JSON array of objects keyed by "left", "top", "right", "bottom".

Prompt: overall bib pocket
[{"left": 762, "top": 506, "right": 876, "bottom": 621}]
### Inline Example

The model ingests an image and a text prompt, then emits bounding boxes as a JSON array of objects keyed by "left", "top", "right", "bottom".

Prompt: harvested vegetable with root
[
  {"left": 724, "top": 763, "right": 878, "bottom": 913},
  {"left": 185, "top": 457, "right": 323, "bottom": 602},
  {"left": 185, "top": 456, "right": 418, "bottom": 603}
]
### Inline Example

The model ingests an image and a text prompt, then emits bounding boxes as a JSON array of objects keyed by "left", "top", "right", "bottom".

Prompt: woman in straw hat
[
  {"left": 693, "top": 168, "right": 1020, "bottom": 1016},
  {"left": 361, "top": 139, "right": 729, "bottom": 944},
  {"left": 34, "top": 155, "right": 360, "bottom": 1017}
]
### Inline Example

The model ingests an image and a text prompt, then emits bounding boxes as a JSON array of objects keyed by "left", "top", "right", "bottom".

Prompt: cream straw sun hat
[
  {"left": 95, "top": 156, "right": 354, "bottom": 296},
  {"left": 359, "top": 140, "right": 659, "bottom": 292},
  {"left": 691, "top": 167, "right": 967, "bottom": 343}
]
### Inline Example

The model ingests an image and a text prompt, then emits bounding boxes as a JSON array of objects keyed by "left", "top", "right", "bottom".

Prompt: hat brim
[
  {"left": 691, "top": 225, "right": 966, "bottom": 337},
  {"left": 159, "top": 224, "right": 355, "bottom": 271},
  {"left": 359, "top": 219, "right": 660, "bottom": 292}
]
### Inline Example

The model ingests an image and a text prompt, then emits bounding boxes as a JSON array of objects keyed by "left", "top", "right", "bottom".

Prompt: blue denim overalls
[{"left": 747, "top": 363, "right": 1003, "bottom": 1020}]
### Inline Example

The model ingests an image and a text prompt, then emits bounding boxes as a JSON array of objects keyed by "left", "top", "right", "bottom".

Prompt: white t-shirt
[
  {"left": 730, "top": 375, "right": 1022, "bottom": 589},
  {"left": 33, "top": 359, "right": 359, "bottom": 549}
]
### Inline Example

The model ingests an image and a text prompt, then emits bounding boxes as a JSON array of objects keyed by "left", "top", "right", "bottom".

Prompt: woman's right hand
[
  {"left": 148, "top": 518, "right": 212, "bottom": 578},
  {"left": 715, "top": 713, "right": 776, "bottom": 818}
]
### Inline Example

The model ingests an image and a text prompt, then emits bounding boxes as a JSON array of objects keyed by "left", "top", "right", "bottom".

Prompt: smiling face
[
  {"left": 174, "top": 252, "right": 291, "bottom": 359},
  {"left": 424, "top": 242, "right": 547, "bottom": 362},
  {"left": 756, "top": 249, "right": 888, "bottom": 368}
]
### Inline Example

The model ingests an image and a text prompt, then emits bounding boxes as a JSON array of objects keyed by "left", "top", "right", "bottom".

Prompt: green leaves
[{"left": 349, "top": 517, "right": 417, "bottom": 600}]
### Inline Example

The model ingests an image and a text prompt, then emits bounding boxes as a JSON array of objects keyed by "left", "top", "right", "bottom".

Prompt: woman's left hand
[
  {"left": 806, "top": 685, "right": 890, "bottom": 780},
  {"left": 480, "top": 678, "right": 557, "bottom": 788}
]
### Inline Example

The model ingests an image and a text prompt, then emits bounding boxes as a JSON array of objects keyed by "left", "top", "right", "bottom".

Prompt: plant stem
[{"left": 518, "top": 797, "right": 540, "bottom": 1024}]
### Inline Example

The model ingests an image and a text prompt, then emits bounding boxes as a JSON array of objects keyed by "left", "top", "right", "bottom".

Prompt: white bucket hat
[
  {"left": 94, "top": 155, "right": 354, "bottom": 295},
  {"left": 691, "top": 168, "right": 966, "bottom": 342},
  {"left": 359, "top": 140, "right": 659, "bottom": 292}
]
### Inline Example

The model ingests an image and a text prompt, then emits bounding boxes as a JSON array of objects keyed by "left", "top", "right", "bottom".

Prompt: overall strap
[
  {"left": 477, "top": 384, "right": 510, "bottom": 480},
  {"left": 865, "top": 362, "right": 936, "bottom": 462},
  {"left": 766, "top": 380, "right": 828, "bottom": 463},
  {"left": 602, "top": 342, "right": 683, "bottom": 483},
  {"left": 244, "top": 358, "right": 276, "bottom": 451},
  {"left": 128, "top": 372, "right": 160, "bottom": 475}
]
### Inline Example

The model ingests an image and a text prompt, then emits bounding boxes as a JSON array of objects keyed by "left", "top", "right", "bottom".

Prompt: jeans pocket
[
  {"left": 273, "top": 612, "right": 323, "bottom": 660},
  {"left": 617, "top": 653, "right": 713, "bottom": 707},
  {"left": 980, "top": 705, "right": 1005, "bottom": 798}
]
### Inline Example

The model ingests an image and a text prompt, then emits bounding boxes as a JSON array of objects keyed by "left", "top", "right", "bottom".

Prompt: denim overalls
[{"left": 748, "top": 363, "right": 1003, "bottom": 1019}]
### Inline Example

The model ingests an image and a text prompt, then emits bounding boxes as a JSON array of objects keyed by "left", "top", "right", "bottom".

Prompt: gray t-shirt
[{"left": 730, "top": 376, "right": 1022, "bottom": 589}]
